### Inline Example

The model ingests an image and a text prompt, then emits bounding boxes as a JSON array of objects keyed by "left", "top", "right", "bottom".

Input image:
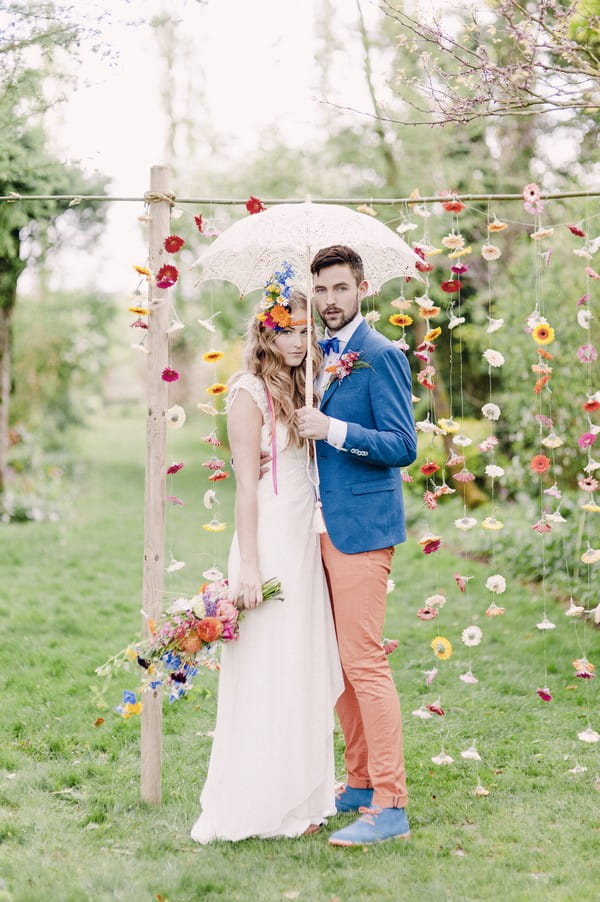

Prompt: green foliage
[{"left": 11, "top": 289, "right": 115, "bottom": 432}]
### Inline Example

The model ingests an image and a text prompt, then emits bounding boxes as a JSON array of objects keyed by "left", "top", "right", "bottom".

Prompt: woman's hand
[{"left": 236, "top": 562, "right": 263, "bottom": 609}]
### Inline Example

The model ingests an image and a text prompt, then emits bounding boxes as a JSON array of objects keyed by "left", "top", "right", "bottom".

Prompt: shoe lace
[{"left": 357, "top": 805, "right": 382, "bottom": 826}]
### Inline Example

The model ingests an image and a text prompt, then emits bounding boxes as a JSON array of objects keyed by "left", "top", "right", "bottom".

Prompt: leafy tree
[{"left": 0, "top": 1, "right": 110, "bottom": 495}]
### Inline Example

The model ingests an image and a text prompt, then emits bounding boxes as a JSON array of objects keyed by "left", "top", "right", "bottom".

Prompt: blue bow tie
[{"left": 319, "top": 336, "right": 340, "bottom": 355}]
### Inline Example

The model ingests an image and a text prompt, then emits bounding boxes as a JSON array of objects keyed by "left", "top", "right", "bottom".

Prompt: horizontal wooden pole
[{"left": 1, "top": 191, "right": 599, "bottom": 205}]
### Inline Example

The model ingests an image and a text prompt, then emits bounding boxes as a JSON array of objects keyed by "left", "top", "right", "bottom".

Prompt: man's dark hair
[{"left": 310, "top": 245, "right": 364, "bottom": 285}]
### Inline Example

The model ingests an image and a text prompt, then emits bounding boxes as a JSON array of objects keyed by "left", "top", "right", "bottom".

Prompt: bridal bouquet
[{"left": 96, "top": 577, "right": 283, "bottom": 708}]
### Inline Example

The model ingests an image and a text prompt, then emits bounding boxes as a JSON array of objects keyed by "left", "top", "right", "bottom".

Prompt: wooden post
[{"left": 140, "top": 165, "right": 171, "bottom": 804}]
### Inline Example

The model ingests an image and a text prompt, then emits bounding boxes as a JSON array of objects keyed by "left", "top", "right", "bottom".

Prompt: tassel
[{"left": 313, "top": 500, "right": 326, "bottom": 534}]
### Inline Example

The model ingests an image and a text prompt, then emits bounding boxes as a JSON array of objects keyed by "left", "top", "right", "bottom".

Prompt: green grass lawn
[{"left": 0, "top": 411, "right": 599, "bottom": 902}]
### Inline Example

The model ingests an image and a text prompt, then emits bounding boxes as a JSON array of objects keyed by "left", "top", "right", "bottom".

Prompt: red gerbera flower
[
  {"left": 427, "top": 702, "right": 446, "bottom": 716},
  {"left": 567, "top": 224, "right": 586, "bottom": 238},
  {"left": 583, "top": 400, "right": 600, "bottom": 413},
  {"left": 156, "top": 264, "right": 178, "bottom": 289},
  {"left": 246, "top": 196, "right": 265, "bottom": 214},
  {"left": 167, "top": 461, "right": 184, "bottom": 475},
  {"left": 194, "top": 214, "right": 204, "bottom": 232},
  {"left": 442, "top": 199, "right": 464, "bottom": 213},
  {"left": 530, "top": 454, "right": 551, "bottom": 474},
  {"left": 413, "top": 245, "right": 434, "bottom": 273},
  {"left": 440, "top": 279, "right": 462, "bottom": 293},
  {"left": 164, "top": 235, "right": 185, "bottom": 253},
  {"left": 420, "top": 460, "right": 440, "bottom": 477}
]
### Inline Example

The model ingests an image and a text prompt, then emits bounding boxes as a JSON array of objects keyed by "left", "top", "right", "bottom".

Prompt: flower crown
[{"left": 256, "top": 262, "right": 297, "bottom": 331}]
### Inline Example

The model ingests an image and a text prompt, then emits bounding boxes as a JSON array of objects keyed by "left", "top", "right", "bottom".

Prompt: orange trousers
[{"left": 320, "top": 533, "right": 408, "bottom": 809}]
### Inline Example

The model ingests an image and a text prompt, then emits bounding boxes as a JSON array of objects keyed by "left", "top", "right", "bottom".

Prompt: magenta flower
[
  {"left": 577, "top": 293, "right": 590, "bottom": 306},
  {"left": 156, "top": 264, "right": 179, "bottom": 289},
  {"left": 427, "top": 702, "right": 445, "bottom": 716},
  {"left": 578, "top": 432, "right": 597, "bottom": 449},
  {"left": 166, "top": 495, "right": 184, "bottom": 506},
  {"left": 167, "top": 461, "right": 184, "bottom": 475},
  {"left": 536, "top": 687, "right": 552, "bottom": 702},
  {"left": 577, "top": 344, "right": 598, "bottom": 363},
  {"left": 161, "top": 367, "right": 179, "bottom": 382}
]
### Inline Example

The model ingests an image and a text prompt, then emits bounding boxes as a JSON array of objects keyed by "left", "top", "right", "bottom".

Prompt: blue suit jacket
[{"left": 317, "top": 320, "right": 417, "bottom": 554}]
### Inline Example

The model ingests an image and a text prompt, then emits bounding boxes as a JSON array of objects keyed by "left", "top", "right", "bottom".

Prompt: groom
[{"left": 296, "top": 245, "right": 417, "bottom": 847}]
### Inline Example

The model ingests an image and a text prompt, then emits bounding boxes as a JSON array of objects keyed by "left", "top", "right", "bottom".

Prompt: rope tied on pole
[{"left": 143, "top": 191, "right": 176, "bottom": 206}]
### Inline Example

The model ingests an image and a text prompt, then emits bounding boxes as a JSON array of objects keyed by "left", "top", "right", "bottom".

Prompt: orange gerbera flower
[
  {"left": 534, "top": 375, "right": 551, "bottom": 394},
  {"left": 270, "top": 304, "right": 292, "bottom": 328},
  {"left": 536, "top": 347, "right": 554, "bottom": 360},
  {"left": 419, "top": 306, "right": 441, "bottom": 318},
  {"left": 206, "top": 383, "right": 228, "bottom": 395},
  {"left": 530, "top": 454, "right": 551, "bottom": 473},
  {"left": 389, "top": 313, "right": 413, "bottom": 327},
  {"left": 532, "top": 323, "right": 555, "bottom": 345}
]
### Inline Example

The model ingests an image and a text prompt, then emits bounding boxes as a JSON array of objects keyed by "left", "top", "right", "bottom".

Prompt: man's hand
[
  {"left": 259, "top": 449, "right": 271, "bottom": 479},
  {"left": 296, "top": 406, "right": 330, "bottom": 441}
]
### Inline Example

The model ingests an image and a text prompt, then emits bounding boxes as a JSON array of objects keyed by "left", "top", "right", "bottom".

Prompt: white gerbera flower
[
  {"left": 461, "top": 745, "right": 481, "bottom": 761},
  {"left": 431, "top": 750, "right": 454, "bottom": 765},
  {"left": 578, "top": 309, "right": 593, "bottom": 329},
  {"left": 578, "top": 727, "right": 600, "bottom": 743},
  {"left": 481, "top": 244, "right": 501, "bottom": 261},
  {"left": 455, "top": 516, "right": 477, "bottom": 530},
  {"left": 167, "top": 405, "right": 186, "bottom": 429},
  {"left": 481, "top": 403, "right": 501, "bottom": 420},
  {"left": 536, "top": 616, "right": 556, "bottom": 630},
  {"left": 486, "top": 573, "right": 506, "bottom": 594},
  {"left": 486, "top": 316, "right": 504, "bottom": 333},
  {"left": 485, "top": 465, "right": 504, "bottom": 478},
  {"left": 461, "top": 625, "right": 483, "bottom": 647},
  {"left": 483, "top": 349, "right": 505, "bottom": 367}
]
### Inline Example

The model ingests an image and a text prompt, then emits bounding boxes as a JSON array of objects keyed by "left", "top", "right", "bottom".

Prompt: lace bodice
[{"left": 227, "top": 373, "right": 269, "bottom": 423}]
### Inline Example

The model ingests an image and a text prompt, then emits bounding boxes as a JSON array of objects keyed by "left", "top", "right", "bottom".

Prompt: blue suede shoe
[
  {"left": 335, "top": 785, "right": 374, "bottom": 813},
  {"left": 329, "top": 806, "right": 410, "bottom": 846}
]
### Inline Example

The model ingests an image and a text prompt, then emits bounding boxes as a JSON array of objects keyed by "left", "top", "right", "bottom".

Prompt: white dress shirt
[{"left": 317, "top": 313, "right": 364, "bottom": 450}]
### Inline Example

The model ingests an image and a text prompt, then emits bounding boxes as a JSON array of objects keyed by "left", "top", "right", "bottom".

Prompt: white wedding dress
[{"left": 191, "top": 373, "right": 343, "bottom": 843}]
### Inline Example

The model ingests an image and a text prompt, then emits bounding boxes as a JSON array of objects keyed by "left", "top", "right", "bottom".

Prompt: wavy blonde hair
[{"left": 232, "top": 291, "right": 321, "bottom": 448}]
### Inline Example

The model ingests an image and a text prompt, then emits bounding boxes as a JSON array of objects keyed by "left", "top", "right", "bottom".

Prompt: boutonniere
[{"left": 323, "top": 351, "right": 370, "bottom": 391}]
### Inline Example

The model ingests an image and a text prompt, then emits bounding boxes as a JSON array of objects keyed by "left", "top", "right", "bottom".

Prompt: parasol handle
[{"left": 304, "top": 235, "right": 314, "bottom": 408}]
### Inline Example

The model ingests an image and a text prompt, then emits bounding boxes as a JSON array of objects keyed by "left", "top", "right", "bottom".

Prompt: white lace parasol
[{"left": 192, "top": 201, "right": 422, "bottom": 295}]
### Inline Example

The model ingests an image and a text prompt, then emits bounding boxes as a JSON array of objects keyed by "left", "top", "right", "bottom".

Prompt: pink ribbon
[{"left": 265, "top": 387, "right": 278, "bottom": 496}]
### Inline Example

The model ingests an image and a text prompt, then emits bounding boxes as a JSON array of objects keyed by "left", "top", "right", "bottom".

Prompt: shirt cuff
[{"left": 327, "top": 417, "right": 347, "bottom": 449}]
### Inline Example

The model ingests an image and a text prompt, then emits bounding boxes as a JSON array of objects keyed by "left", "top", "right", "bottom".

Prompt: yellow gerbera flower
[
  {"left": 202, "top": 520, "right": 227, "bottom": 533},
  {"left": 202, "top": 350, "right": 225, "bottom": 363},
  {"left": 424, "top": 327, "right": 442, "bottom": 342},
  {"left": 532, "top": 323, "right": 555, "bottom": 345},
  {"left": 133, "top": 265, "right": 151, "bottom": 277},
  {"left": 206, "top": 383, "right": 228, "bottom": 396},
  {"left": 389, "top": 314, "right": 413, "bottom": 327},
  {"left": 431, "top": 636, "right": 453, "bottom": 660},
  {"left": 447, "top": 246, "right": 472, "bottom": 259},
  {"left": 128, "top": 305, "right": 148, "bottom": 316}
]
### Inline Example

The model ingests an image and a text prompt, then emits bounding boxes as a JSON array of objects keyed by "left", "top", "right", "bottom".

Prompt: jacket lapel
[{"left": 320, "top": 320, "right": 369, "bottom": 411}]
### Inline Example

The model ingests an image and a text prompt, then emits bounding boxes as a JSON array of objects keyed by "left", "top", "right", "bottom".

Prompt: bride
[{"left": 191, "top": 267, "right": 343, "bottom": 843}]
